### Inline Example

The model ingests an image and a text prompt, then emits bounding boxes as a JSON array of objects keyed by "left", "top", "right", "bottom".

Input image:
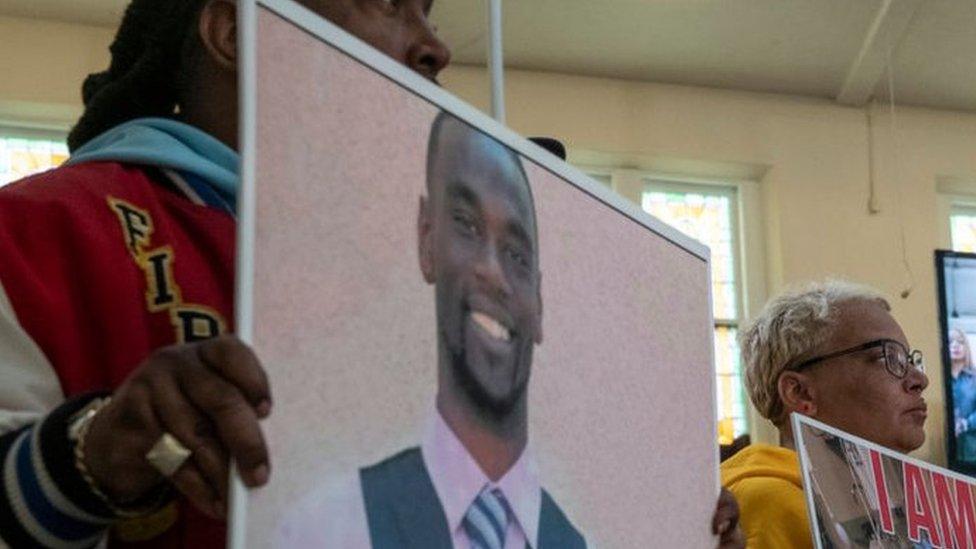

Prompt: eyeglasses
[{"left": 790, "top": 338, "right": 924, "bottom": 379}]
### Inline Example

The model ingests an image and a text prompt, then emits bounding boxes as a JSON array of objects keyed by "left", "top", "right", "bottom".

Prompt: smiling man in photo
[
  {"left": 277, "top": 111, "right": 585, "bottom": 548},
  {"left": 353, "top": 111, "right": 586, "bottom": 548}
]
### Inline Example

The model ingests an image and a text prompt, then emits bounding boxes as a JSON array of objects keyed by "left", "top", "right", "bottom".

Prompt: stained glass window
[
  {"left": 714, "top": 326, "right": 747, "bottom": 443},
  {"left": 951, "top": 207, "right": 976, "bottom": 253},
  {"left": 641, "top": 183, "right": 747, "bottom": 444},
  {"left": 0, "top": 135, "right": 69, "bottom": 187}
]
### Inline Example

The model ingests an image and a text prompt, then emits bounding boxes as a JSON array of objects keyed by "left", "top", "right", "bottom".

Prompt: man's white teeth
[{"left": 471, "top": 311, "right": 511, "bottom": 342}]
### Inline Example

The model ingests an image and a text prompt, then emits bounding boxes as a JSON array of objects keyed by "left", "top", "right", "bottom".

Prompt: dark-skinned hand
[
  {"left": 82, "top": 335, "right": 271, "bottom": 519},
  {"left": 713, "top": 487, "right": 746, "bottom": 549}
]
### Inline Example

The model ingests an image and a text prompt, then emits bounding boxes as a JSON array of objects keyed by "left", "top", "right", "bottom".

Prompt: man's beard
[{"left": 449, "top": 342, "right": 529, "bottom": 422}]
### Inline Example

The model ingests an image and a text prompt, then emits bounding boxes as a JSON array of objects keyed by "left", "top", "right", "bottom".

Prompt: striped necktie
[{"left": 463, "top": 487, "right": 510, "bottom": 549}]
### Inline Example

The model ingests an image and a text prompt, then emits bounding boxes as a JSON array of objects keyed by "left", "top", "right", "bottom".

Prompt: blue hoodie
[{"left": 67, "top": 117, "right": 239, "bottom": 214}]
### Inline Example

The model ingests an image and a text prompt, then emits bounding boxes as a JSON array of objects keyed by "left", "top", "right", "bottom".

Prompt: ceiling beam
[{"left": 836, "top": 0, "right": 924, "bottom": 106}]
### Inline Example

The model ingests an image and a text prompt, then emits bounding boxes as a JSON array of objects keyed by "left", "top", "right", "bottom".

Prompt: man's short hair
[
  {"left": 425, "top": 110, "right": 538, "bottom": 248},
  {"left": 741, "top": 279, "right": 891, "bottom": 426}
]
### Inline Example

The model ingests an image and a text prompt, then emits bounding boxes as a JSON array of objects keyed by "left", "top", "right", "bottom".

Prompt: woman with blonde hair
[
  {"left": 949, "top": 328, "right": 976, "bottom": 462},
  {"left": 721, "top": 280, "right": 927, "bottom": 548}
]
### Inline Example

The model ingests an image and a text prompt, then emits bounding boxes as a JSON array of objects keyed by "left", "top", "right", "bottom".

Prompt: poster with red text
[{"left": 794, "top": 413, "right": 976, "bottom": 548}]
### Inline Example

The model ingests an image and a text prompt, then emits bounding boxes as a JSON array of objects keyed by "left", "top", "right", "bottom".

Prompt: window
[
  {"left": 640, "top": 181, "right": 746, "bottom": 445},
  {"left": 951, "top": 204, "right": 976, "bottom": 253},
  {"left": 0, "top": 133, "right": 69, "bottom": 187},
  {"left": 579, "top": 161, "right": 767, "bottom": 444}
]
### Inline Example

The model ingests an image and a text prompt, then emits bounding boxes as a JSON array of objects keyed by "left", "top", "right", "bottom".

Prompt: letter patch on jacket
[{"left": 108, "top": 196, "right": 227, "bottom": 342}]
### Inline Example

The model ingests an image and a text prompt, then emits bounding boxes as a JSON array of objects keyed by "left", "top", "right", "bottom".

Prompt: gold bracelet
[{"left": 70, "top": 397, "right": 168, "bottom": 518}]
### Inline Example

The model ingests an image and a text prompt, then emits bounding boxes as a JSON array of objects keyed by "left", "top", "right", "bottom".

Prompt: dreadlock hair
[{"left": 67, "top": 0, "right": 207, "bottom": 152}]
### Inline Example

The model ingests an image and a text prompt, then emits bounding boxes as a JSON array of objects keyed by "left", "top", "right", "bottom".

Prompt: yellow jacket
[{"left": 720, "top": 444, "right": 811, "bottom": 549}]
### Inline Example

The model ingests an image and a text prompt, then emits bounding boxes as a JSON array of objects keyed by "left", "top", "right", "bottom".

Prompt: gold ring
[{"left": 145, "top": 433, "right": 192, "bottom": 477}]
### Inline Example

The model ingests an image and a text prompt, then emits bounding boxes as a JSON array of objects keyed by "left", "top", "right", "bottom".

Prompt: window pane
[
  {"left": 0, "top": 136, "right": 69, "bottom": 187},
  {"left": 641, "top": 183, "right": 747, "bottom": 442},
  {"left": 951, "top": 211, "right": 976, "bottom": 253},
  {"left": 641, "top": 188, "right": 737, "bottom": 320},
  {"left": 715, "top": 326, "right": 747, "bottom": 444}
]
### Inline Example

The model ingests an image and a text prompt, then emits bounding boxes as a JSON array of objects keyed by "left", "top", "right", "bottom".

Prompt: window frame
[
  {"left": 0, "top": 125, "right": 68, "bottom": 142},
  {"left": 640, "top": 177, "right": 747, "bottom": 441},
  {"left": 936, "top": 178, "right": 976, "bottom": 251},
  {"left": 0, "top": 126, "right": 70, "bottom": 187},
  {"left": 950, "top": 202, "right": 976, "bottom": 252},
  {"left": 641, "top": 178, "right": 743, "bottom": 327},
  {"left": 578, "top": 165, "right": 767, "bottom": 441}
]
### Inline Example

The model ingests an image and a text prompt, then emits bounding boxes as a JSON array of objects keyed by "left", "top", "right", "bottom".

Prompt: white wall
[{"left": 0, "top": 15, "right": 113, "bottom": 129}]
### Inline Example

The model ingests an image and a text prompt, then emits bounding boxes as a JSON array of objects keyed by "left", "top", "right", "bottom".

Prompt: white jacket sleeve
[{"left": 0, "top": 278, "right": 63, "bottom": 434}]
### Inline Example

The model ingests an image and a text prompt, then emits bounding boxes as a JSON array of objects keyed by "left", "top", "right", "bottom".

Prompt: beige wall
[
  {"left": 0, "top": 13, "right": 970, "bottom": 464},
  {"left": 0, "top": 16, "right": 112, "bottom": 130},
  {"left": 440, "top": 64, "right": 976, "bottom": 465}
]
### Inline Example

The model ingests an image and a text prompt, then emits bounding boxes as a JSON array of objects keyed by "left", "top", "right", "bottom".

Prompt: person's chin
[
  {"left": 897, "top": 404, "right": 927, "bottom": 433},
  {"left": 897, "top": 427, "right": 926, "bottom": 453},
  {"left": 454, "top": 354, "right": 518, "bottom": 417},
  {"left": 472, "top": 386, "right": 520, "bottom": 420},
  {"left": 469, "top": 363, "right": 519, "bottom": 405}
]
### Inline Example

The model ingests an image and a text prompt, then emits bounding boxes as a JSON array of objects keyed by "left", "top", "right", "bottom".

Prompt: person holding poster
[
  {"left": 721, "top": 280, "right": 928, "bottom": 548},
  {"left": 0, "top": 0, "right": 450, "bottom": 547},
  {"left": 950, "top": 328, "right": 976, "bottom": 463}
]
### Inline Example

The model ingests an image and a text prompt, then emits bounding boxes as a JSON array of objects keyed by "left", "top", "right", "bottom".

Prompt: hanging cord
[
  {"left": 884, "top": 46, "right": 916, "bottom": 299},
  {"left": 866, "top": 103, "right": 880, "bottom": 214}
]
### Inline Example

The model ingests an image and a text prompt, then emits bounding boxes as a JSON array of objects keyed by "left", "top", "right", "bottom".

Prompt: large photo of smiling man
[{"left": 402, "top": 111, "right": 584, "bottom": 548}]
